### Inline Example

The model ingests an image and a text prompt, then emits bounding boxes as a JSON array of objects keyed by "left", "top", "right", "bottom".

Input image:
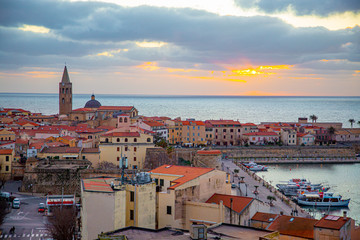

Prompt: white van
[{"left": 12, "top": 198, "right": 20, "bottom": 209}]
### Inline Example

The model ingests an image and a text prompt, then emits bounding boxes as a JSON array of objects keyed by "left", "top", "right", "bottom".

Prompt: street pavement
[
  {"left": 222, "top": 159, "right": 310, "bottom": 218},
  {"left": 1, "top": 181, "right": 50, "bottom": 240}
]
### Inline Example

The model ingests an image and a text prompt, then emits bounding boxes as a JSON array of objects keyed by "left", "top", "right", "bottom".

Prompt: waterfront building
[
  {"left": 181, "top": 120, "right": 206, "bottom": 146},
  {"left": 59, "top": 66, "right": 73, "bottom": 115},
  {"left": 136, "top": 120, "right": 168, "bottom": 141},
  {"left": 99, "top": 132, "right": 154, "bottom": 169},
  {"left": 314, "top": 127, "right": 333, "bottom": 145},
  {"left": 335, "top": 128, "right": 360, "bottom": 142},
  {"left": 81, "top": 175, "right": 156, "bottom": 240},
  {"left": 0, "top": 149, "right": 14, "bottom": 180},
  {"left": 149, "top": 165, "right": 231, "bottom": 229},
  {"left": 204, "top": 122, "right": 215, "bottom": 145},
  {"left": 242, "top": 132, "right": 279, "bottom": 145},
  {"left": 314, "top": 213, "right": 357, "bottom": 240},
  {"left": 165, "top": 119, "right": 183, "bottom": 145},
  {"left": 280, "top": 128, "right": 297, "bottom": 146},
  {"left": 205, "top": 120, "right": 241, "bottom": 146},
  {"left": 297, "top": 132, "right": 315, "bottom": 146}
]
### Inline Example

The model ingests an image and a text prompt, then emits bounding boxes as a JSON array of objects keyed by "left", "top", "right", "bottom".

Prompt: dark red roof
[
  {"left": 206, "top": 194, "right": 253, "bottom": 214},
  {"left": 267, "top": 215, "right": 318, "bottom": 239},
  {"left": 314, "top": 215, "right": 351, "bottom": 230},
  {"left": 251, "top": 212, "right": 278, "bottom": 223}
]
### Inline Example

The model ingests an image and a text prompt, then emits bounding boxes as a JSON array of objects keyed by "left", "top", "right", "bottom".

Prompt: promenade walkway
[{"left": 222, "top": 159, "right": 311, "bottom": 218}]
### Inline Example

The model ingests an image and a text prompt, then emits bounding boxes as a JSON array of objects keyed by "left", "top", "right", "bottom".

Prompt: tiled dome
[{"left": 84, "top": 94, "right": 101, "bottom": 108}]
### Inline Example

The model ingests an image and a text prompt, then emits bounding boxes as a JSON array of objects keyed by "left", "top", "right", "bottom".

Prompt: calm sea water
[
  {"left": 256, "top": 163, "right": 360, "bottom": 223},
  {"left": 0, "top": 93, "right": 359, "bottom": 127}
]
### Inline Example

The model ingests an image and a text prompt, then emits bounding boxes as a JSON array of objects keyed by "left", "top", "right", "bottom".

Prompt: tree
[
  {"left": 46, "top": 207, "right": 77, "bottom": 240},
  {"left": 267, "top": 195, "right": 276, "bottom": 206},
  {"left": 349, "top": 119, "right": 355, "bottom": 128},
  {"left": 358, "top": 121, "right": 360, "bottom": 127},
  {"left": 0, "top": 198, "right": 8, "bottom": 226},
  {"left": 309, "top": 115, "right": 318, "bottom": 123},
  {"left": 328, "top": 126, "right": 336, "bottom": 143}
]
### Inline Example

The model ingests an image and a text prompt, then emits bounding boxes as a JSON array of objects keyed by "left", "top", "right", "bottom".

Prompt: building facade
[{"left": 59, "top": 66, "right": 72, "bottom": 115}]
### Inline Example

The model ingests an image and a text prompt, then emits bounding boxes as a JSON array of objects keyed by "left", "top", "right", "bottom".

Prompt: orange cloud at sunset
[{"left": 231, "top": 65, "right": 292, "bottom": 76}]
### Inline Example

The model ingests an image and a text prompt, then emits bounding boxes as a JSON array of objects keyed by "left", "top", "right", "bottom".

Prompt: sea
[
  {"left": 256, "top": 163, "right": 360, "bottom": 224},
  {"left": 1, "top": 93, "right": 360, "bottom": 222},
  {"left": 0, "top": 93, "right": 359, "bottom": 128}
]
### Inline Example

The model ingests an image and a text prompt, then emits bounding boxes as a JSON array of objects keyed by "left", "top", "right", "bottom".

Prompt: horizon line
[{"left": 1, "top": 92, "right": 360, "bottom": 98}]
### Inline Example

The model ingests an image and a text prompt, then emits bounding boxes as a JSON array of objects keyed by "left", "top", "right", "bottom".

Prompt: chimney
[
  {"left": 343, "top": 211, "right": 347, "bottom": 220},
  {"left": 280, "top": 211, "right": 284, "bottom": 215}
]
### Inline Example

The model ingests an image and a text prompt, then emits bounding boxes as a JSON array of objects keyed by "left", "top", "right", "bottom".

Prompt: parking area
[{"left": 1, "top": 181, "right": 50, "bottom": 240}]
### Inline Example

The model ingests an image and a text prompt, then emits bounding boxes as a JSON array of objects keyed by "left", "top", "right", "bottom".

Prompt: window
[
  {"left": 62, "top": 88, "right": 64, "bottom": 94},
  {"left": 134, "top": 138, "right": 137, "bottom": 142},
  {"left": 193, "top": 126, "right": 195, "bottom": 130},
  {"left": 124, "top": 118, "right": 128, "bottom": 123},
  {"left": 134, "top": 147, "right": 137, "bottom": 152},
  {"left": 155, "top": 178, "right": 159, "bottom": 185},
  {"left": 238, "top": 129, "right": 240, "bottom": 132},
  {"left": 119, "top": 118, "right": 123, "bottom": 123},
  {"left": 66, "top": 88, "right": 68, "bottom": 94},
  {"left": 6, "top": 156, "right": 9, "bottom": 162},
  {"left": 160, "top": 179, "right": 164, "bottom": 186},
  {"left": 117, "top": 147, "right": 120, "bottom": 152},
  {"left": 223, "top": 129, "right": 226, "bottom": 132},
  {"left": 167, "top": 206, "right": 172, "bottom": 215},
  {"left": 5, "top": 166, "right": 9, "bottom": 172},
  {"left": 117, "top": 138, "right": 120, "bottom": 142},
  {"left": 125, "top": 146, "right": 128, "bottom": 151},
  {"left": 230, "top": 129, "right": 234, "bottom": 133},
  {"left": 146, "top": 137, "right": 151, "bottom": 142},
  {"left": 130, "top": 191, "right": 134, "bottom": 202},
  {"left": 134, "top": 157, "right": 136, "bottom": 161},
  {"left": 62, "top": 98, "right": 65, "bottom": 104},
  {"left": 105, "top": 138, "right": 109, "bottom": 143},
  {"left": 125, "top": 138, "right": 128, "bottom": 142},
  {"left": 82, "top": 156, "right": 85, "bottom": 160},
  {"left": 117, "top": 157, "right": 120, "bottom": 161},
  {"left": 130, "top": 210, "right": 134, "bottom": 220}
]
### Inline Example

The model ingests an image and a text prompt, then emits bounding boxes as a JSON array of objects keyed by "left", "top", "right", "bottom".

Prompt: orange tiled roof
[
  {"left": 150, "top": 165, "right": 214, "bottom": 189},
  {"left": 251, "top": 212, "right": 278, "bottom": 223},
  {"left": 197, "top": 150, "right": 221, "bottom": 155},
  {"left": 267, "top": 215, "right": 318, "bottom": 239},
  {"left": 0, "top": 149, "right": 13, "bottom": 155},
  {"left": 206, "top": 194, "right": 253, "bottom": 214},
  {"left": 241, "top": 123, "right": 257, "bottom": 126},
  {"left": 82, "top": 178, "right": 114, "bottom": 193},
  {"left": 102, "top": 132, "right": 140, "bottom": 137},
  {"left": 98, "top": 106, "right": 134, "bottom": 111},
  {"left": 41, "top": 147, "right": 81, "bottom": 154},
  {"left": 181, "top": 121, "right": 205, "bottom": 126},
  {"left": 314, "top": 215, "right": 351, "bottom": 230},
  {"left": 143, "top": 120, "right": 165, "bottom": 127},
  {"left": 72, "top": 108, "right": 93, "bottom": 112}
]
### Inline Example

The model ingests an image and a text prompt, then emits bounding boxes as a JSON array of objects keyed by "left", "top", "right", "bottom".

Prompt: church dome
[{"left": 84, "top": 94, "right": 101, "bottom": 108}]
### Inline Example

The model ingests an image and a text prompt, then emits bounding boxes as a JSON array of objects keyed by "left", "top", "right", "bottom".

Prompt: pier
[{"left": 222, "top": 159, "right": 311, "bottom": 218}]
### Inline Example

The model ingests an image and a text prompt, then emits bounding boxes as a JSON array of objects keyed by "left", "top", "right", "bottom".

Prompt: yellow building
[
  {"left": 181, "top": 120, "right": 206, "bottom": 146},
  {"left": 149, "top": 165, "right": 231, "bottom": 230},
  {"left": 0, "top": 129, "right": 16, "bottom": 142},
  {"left": 165, "top": 120, "right": 182, "bottom": 145},
  {"left": 99, "top": 132, "right": 154, "bottom": 169},
  {"left": 81, "top": 175, "right": 156, "bottom": 240},
  {"left": 0, "top": 149, "right": 14, "bottom": 180}
]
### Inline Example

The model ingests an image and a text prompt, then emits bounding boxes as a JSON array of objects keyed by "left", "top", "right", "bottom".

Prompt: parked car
[
  {"left": 38, "top": 203, "right": 46, "bottom": 213},
  {"left": 12, "top": 198, "right": 20, "bottom": 209}
]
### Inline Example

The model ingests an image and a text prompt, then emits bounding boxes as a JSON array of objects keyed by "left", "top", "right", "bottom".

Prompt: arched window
[
  {"left": 124, "top": 118, "right": 128, "bottom": 123},
  {"left": 125, "top": 138, "right": 128, "bottom": 142},
  {"left": 134, "top": 147, "right": 137, "bottom": 152},
  {"left": 117, "top": 138, "right": 120, "bottom": 142},
  {"left": 119, "top": 118, "right": 123, "bottom": 123},
  {"left": 134, "top": 138, "right": 137, "bottom": 142},
  {"left": 147, "top": 138, "right": 151, "bottom": 142},
  {"left": 62, "top": 88, "right": 64, "bottom": 94},
  {"left": 62, "top": 98, "right": 65, "bottom": 104},
  {"left": 66, "top": 88, "right": 68, "bottom": 94},
  {"left": 105, "top": 138, "right": 109, "bottom": 143}
]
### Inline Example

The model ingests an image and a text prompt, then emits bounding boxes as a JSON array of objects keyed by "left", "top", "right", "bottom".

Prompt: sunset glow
[{"left": 18, "top": 24, "right": 50, "bottom": 33}]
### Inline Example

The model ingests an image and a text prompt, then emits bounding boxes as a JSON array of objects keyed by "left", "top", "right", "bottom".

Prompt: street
[{"left": 1, "top": 181, "right": 50, "bottom": 240}]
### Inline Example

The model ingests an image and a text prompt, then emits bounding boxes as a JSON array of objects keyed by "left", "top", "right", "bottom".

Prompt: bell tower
[{"left": 59, "top": 66, "right": 72, "bottom": 115}]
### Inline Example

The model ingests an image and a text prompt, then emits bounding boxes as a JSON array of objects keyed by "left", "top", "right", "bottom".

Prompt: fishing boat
[
  {"left": 276, "top": 178, "right": 328, "bottom": 196},
  {"left": 297, "top": 192, "right": 350, "bottom": 207}
]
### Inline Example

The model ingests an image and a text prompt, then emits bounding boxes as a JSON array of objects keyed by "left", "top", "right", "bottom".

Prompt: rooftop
[
  {"left": 150, "top": 165, "right": 214, "bottom": 189},
  {"left": 243, "top": 132, "right": 278, "bottom": 136},
  {"left": 0, "top": 149, "right": 13, "bottom": 155},
  {"left": 102, "top": 132, "right": 140, "bottom": 137},
  {"left": 267, "top": 215, "right": 318, "bottom": 239},
  {"left": 251, "top": 212, "right": 278, "bottom": 223},
  {"left": 206, "top": 194, "right": 253, "bottom": 214},
  {"left": 314, "top": 215, "right": 351, "bottom": 230},
  {"left": 82, "top": 177, "right": 114, "bottom": 193}
]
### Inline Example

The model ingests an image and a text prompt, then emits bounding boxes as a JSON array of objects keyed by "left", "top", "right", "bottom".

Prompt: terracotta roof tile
[
  {"left": 0, "top": 149, "right": 13, "bottom": 155},
  {"left": 314, "top": 215, "right": 351, "bottom": 230},
  {"left": 206, "top": 194, "right": 253, "bottom": 213},
  {"left": 267, "top": 215, "right": 318, "bottom": 239},
  {"left": 143, "top": 120, "right": 165, "bottom": 127},
  {"left": 205, "top": 120, "right": 241, "bottom": 126},
  {"left": 82, "top": 178, "right": 114, "bottom": 193},
  {"left": 150, "top": 165, "right": 214, "bottom": 189},
  {"left": 251, "top": 212, "right": 278, "bottom": 223}
]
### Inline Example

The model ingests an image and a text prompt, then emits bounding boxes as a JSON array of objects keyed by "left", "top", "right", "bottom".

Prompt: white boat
[
  {"left": 244, "top": 162, "right": 268, "bottom": 171},
  {"left": 297, "top": 192, "right": 350, "bottom": 207}
]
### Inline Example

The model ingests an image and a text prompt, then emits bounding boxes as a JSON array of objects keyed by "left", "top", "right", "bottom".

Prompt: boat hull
[{"left": 297, "top": 199, "right": 350, "bottom": 207}]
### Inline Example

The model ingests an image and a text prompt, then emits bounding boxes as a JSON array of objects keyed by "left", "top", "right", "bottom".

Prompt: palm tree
[
  {"left": 310, "top": 115, "right": 318, "bottom": 123},
  {"left": 357, "top": 121, "right": 360, "bottom": 127},
  {"left": 328, "top": 126, "right": 336, "bottom": 143},
  {"left": 349, "top": 119, "right": 355, "bottom": 128}
]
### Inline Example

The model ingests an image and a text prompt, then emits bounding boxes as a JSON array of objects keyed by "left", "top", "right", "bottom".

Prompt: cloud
[{"left": 235, "top": 0, "right": 360, "bottom": 17}]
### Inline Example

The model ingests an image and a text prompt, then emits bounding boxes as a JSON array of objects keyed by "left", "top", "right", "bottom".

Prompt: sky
[{"left": 0, "top": 0, "right": 359, "bottom": 96}]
